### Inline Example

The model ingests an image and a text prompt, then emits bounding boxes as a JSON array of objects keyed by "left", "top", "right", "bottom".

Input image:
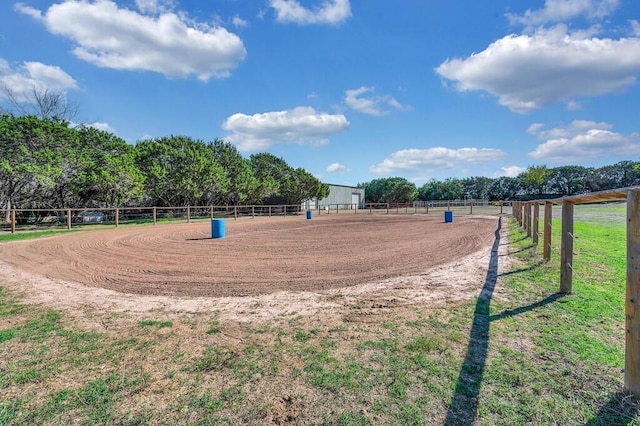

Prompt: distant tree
[
  {"left": 53, "top": 126, "right": 144, "bottom": 208},
  {"left": 547, "top": 165, "right": 592, "bottom": 196},
  {"left": 587, "top": 161, "right": 640, "bottom": 192},
  {"left": 135, "top": 136, "right": 228, "bottom": 206},
  {"left": 249, "top": 153, "right": 328, "bottom": 204},
  {"left": 520, "top": 165, "right": 552, "bottom": 196},
  {"left": 462, "top": 176, "right": 493, "bottom": 199},
  {"left": 1, "top": 86, "right": 78, "bottom": 120},
  {"left": 209, "top": 139, "right": 259, "bottom": 205},
  {"left": 487, "top": 176, "right": 521, "bottom": 201},
  {"left": 365, "top": 177, "right": 417, "bottom": 203},
  {"left": 0, "top": 115, "right": 71, "bottom": 216}
]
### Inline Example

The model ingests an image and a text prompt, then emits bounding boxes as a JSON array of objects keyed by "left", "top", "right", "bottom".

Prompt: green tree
[
  {"left": 210, "top": 139, "right": 259, "bottom": 205},
  {"left": 0, "top": 115, "right": 71, "bottom": 214},
  {"left": 487, "top": 176, "right": 521, "bottom": 201},
  {"left": 547, "top": 165, "right": 592, "bottom": 196},
  {"left": 365, "top": 177, "right": 417, "bottom": 203},
  {"left": 135, "top": 136, "right": 228, "bottom": 206},
  {"left": 520, "top": 165, "right": 552, "bottom": 196},
  {"left": 58, "top": 126, "right": 144, "bottom": 208},
  {"left": 249, "top": 153, "right": 328, "bottom": 205}
]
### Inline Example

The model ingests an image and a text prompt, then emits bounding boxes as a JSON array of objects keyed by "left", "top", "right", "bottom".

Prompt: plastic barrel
[
  {"left": 211, "top": 218, "right": 226, "bottom": 239},
  {"left": 444, "top": 211, "right": 453, "bottom": 223},
  {"left": 306, "top": 210, "right": 313, "bottom": 220}
]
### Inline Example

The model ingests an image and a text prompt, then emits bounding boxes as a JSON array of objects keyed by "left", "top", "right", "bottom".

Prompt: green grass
[{"left": 0, "top": 206, "right": 638, "bottom": 424}]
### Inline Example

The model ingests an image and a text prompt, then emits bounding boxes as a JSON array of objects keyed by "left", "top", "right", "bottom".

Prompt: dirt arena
[{"left": 0, "top": 214, "right": 499, "bottom": 300}]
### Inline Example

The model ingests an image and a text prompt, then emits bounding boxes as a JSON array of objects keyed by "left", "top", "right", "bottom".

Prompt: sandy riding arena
[{"left": 0, "top": 214, "right": 504, "bottom": 319}]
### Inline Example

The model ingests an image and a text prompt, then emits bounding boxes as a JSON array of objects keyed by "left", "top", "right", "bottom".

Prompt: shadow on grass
[
  {"left": 496, "top": 260, "right": 545, "bottom": 277},
  {"left": 444, "top": 217, "right": 563, "bottom": 425},
  {"left": 501, "top": 244, "right": 535, "bottom": 256},
  {"left": 585, "top": 391, "right": 640, "bottom": 425}
]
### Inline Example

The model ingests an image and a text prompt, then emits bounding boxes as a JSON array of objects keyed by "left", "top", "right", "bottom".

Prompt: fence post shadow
[
  {"left": 444, "top": 217, "right": 565, "bottom": 425},
  {"left": 585, "top": 391, "right": 639, "bottom": 425},
  {"left": 443, "top": 217, "right": 502, "bottom": 425}
]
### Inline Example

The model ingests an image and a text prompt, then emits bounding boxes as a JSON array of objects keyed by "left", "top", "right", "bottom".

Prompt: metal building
[{"left": 303, "top": 184, "right": 365, "bottom": 210}]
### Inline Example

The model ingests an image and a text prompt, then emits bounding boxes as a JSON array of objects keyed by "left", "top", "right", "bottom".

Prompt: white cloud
[
  {"left": 497, "top": 166, "right": 526, "bottom": 177},
  {"left": 270, "top": 0, "right": 351, "bottom": 25},
  {"left": 529, "top": 119, "right": 613, "bottom": 140},
  {"left": 87, "top": 121, "right": 116, "bottom": 133},
  {"left": 326, "top": 162, "right": 349, "bottom": 173},
  {"left": 0, "top": 59, "right": 77, "bottom": 102},
  {"left": 232, "top": 15, "right": 249, "bottom": 28},
  {"left": 222, "top": 106, "right": 349, "bottom": 152},
  {"left": 134, "top": 0, "right": 176, "bottom": 14},
  {"left": 632, "top": 20, "right": 640, "bottom": 36},
  {"left": 16, "top": 1, "right": 246, "bottom": 81},
  {"left": 507, "top": 0, "right": 619, "bottom": 29},
  {"left": 435, "top": 25, "right": 640, "bottom": 113},
  {"left": 370, "top": 147, "right": 506, "bottom": 174},
  {"left": 344, "top": 86, "right": 410, "bottom": 116},
  {"left": 528, "top": 120, "right": 640, "bottom": 161}
]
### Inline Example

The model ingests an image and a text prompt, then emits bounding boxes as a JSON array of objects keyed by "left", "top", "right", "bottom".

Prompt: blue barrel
[
  {"left": 211, "top": 218, "right": 226, "bottom": 239},
  {"left": 444, "top": 211, "right": 453, "bottom": 223},
  {"left": 306, "top": 210, "right": 313, "bottom": 220}
]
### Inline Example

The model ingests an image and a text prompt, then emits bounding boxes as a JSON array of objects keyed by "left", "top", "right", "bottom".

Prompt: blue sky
[{"left": 1, "top": 0, "right": 639, "bottom": 186}]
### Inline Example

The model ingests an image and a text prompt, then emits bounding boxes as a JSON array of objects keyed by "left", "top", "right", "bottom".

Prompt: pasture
[{"left": 0, "top": 207, "right": 638, "bottom": 425}]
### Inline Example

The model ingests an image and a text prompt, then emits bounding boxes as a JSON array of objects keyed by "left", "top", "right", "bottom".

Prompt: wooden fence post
[
  {"left": 532, "top": 203, "right": 539, "bottom": 245},
  {"left": 187, "top": 206, "right": 191, "bottom": 223},
  {"left": 560, "top": 199, "right": 574, "bottom": 293},
  {"left": 67, "top": 209, "right": 72, "bottom": 230},
  {"left": 543, "top": 202, "right": 552, "bottom": 261},
  {"left": 500, "top": 201, "right": 503, "bottom": 215},
  {"left": 234, "top": 206, "right": 237, "bottom": 220},
  {"left": 153, "top": 207, "right": 157, "bottom": 224},
  {"left": 625, "top": 189, "right": 640, "bottom": 397},
  {"left": 11, "top": 209, "right": 16, "bottom": 234},
  {"left": 252, "top": 205, "right": 255, "bottom": 219},
  {"left": 525, "top": 202, "right": 532, "bottom": 237},
  {"left": 210, "top": 206, "right": 213, "bottom": 219},
  {"left": 115, "top": 208, "right": 119, "bottom": 228}
]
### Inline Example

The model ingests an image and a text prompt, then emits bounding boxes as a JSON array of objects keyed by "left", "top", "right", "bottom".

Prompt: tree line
[
  {"left": 0, "top": 115, "right": 330, "bottom": 212},
  {"left": 362, "top": 163, "right": 640, "bottom": 203}
]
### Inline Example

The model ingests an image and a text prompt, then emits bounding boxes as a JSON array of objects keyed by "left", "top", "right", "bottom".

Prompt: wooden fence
[
  {"left": 1, "top": 200, "right": 510, "bottom": 233},
  {"left": 511, "top": 186, "right": 640, "bottom": 397}
]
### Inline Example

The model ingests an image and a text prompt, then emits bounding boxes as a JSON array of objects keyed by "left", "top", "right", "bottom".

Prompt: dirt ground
[{"left": 0, "top": 214, "right": 505, "bottom": 322}]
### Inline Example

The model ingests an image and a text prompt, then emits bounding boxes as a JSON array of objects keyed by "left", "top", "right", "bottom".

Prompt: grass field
[{"left": 0, "top": 205, "right": 639, "bottom": 425}]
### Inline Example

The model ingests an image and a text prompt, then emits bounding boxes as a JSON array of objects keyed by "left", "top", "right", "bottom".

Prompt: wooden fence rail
[{"left": 511, "top": 185, "right": 640, "bottom": 397}]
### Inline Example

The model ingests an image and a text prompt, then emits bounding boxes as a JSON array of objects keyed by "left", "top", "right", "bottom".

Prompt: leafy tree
[
  {"left": 520, "top": 165, "right": 552, "bottom": 196},
  {"left": 135, "top": 136, "right": 228, "bottom": 206},
  {"left": 419, "top": 178, "right": 464, "bottom": 201},
  {"left": 462, "top": 176, "right": 493, "bottom": 199},
  {"left": 547, "top": 165, "right": 592, "bottom": 196},
  {"left": 587, "top": 161, "right": 640, "bottom": 192},
  {"left": 249, "top": 153, "right": 328, "bottom": 204},
  {"left": 210, "top": 139, "right": 259, "bottom": 205},
  {"left": 0, "top": 115, "right": 71, "bottom": 215},
  {"left": 487, "top": 176, "right": 521, "bottom": 201},
  {"left": 55, "top": 126, "right": 144, "bottom": 208},
  {"left": 365, "top": 177, "right": 417, "bottom": 203}
]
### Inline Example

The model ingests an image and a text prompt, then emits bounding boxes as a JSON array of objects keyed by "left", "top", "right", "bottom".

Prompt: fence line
[
  {"left": 511, "top": 185, "right": 640, "bottom": 397},
  {"left": 1, "top": 200, "right": 511, "bottom": 233}
]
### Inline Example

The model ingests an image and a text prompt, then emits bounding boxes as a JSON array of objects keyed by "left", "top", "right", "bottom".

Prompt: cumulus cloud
[
  {"left": 134, "top": 0, "right": 176, "bottom": 14},
  {"left": 370, "top": 147, "right": 506, "bottom": 174},
  {"left": 15, "top": 1, "right": 246, "bottom": 81},
  {"left": 506, "top": 0, "right": 619, "bottom": 29},
  {"left": 326, "top": 162, "right": 349, "bottom": 173},
  {"left": 528, "top": 120, "right": 640, "bottom": 161},
  {"left": 270, "top": 0, "right": 351, "bottom": 25},
  {"left": 497, "top": 166, "right": 526, "bottom": 177},
  {"left": 435, "top": 25, "right": 640, "bottom": 113},
  {"left": 0, "top": 59, "right": 77, "bottom": 102},
  {"left": 222, "top": 106, "right": 349, "bottom": 152},
  {"left": 344, "top": 86, "right": 410, "bottom": 116}
]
